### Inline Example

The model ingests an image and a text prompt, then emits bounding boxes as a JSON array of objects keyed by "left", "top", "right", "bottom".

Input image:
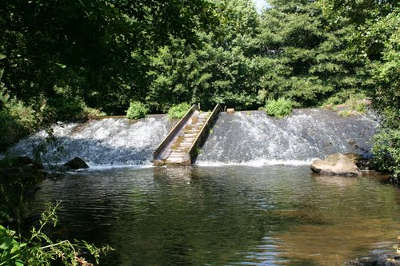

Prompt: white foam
[
  {"left": 86, "top": 163, "right": 154, "bottom": 171},
  {"left": 41, "top": 161, "right": 154, "bottom": 172},
  {"left": 50, "top": 159, "right": 315, "bottom": 172},
  {"left": 196, "top": 158, "right": 317, "bottom": 167}
]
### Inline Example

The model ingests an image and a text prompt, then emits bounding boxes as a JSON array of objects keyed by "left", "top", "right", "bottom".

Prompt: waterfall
[
  {"left": 7, "top": 116, "right": 173, "bottom": 168},
  {"left": 6, "top": 109, "right": 378, "bottom": 168},
  {"left": 196, "top": 109, "right": 378, "bottom": 166}
]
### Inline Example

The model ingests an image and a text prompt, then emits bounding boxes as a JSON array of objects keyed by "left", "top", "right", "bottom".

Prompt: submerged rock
[
  {"left": 64, "top": 157, "right": 89, "bottom": 170},
  {"left": 346, "top": 253, "right": 400, "bottom": 266},
  {"left": 311, "top": 153, "right": 361, "bottom": 176}
]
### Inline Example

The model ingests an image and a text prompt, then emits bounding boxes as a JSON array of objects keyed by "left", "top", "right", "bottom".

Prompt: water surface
[{"left": 32, "top": 166, "right": 400, "bottom": 265}]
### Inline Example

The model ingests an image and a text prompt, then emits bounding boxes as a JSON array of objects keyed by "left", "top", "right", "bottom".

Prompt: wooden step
[{"left": 153, "top": 104, "right": 220, "bottom": 166}]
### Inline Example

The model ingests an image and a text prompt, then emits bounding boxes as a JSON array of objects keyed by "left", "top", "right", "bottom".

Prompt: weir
[
  {"left": 6, "top": 108, "right": 378, "bottom": 167},
  {"left": 153, "top": 104, "right": 221, "bottom": 166}
]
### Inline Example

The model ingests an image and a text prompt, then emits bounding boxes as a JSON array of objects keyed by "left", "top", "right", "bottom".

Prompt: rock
[
  {"left": 153, "top": 159, "right": 165, "bottom": 166},
  {"left": 226, "top": 108, "right": 235, "bottom": 114},
  {"left": 346, "top": 253, "right": 400, "bottom": 266},
  {"left": 311, "top": 153, "right": 361, "bottom": 176},
  {"left": 64, "top": 157, "right": 89, "bottom": 170}
]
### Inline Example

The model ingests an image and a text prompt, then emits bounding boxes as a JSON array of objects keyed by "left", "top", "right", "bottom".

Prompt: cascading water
[
  {"left": 6, "top": 109, "right": 378, "bottom": 168},
  {"left": 7, "top": 115, "right": 173, "bottom": 168},
  {"left": 196, "top": 109, "right": 379, "bottom": 166}
]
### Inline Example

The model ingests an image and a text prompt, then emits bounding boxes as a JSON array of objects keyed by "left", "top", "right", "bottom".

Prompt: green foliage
[
  {"left": 0, "top": 0, "right": 218, "bottom": 115},
  {"left": 265, "top": 98, "right": 294, "bottom": 118},
  {"left": 146, "top": 1, "right": 262, "bottom": 112},
  {"left": 370, "top": 10, "right": 400, "bottom": 128},
  {"left": 82, "top": 106, "right": 106, "bottom": 119},
  {"left": 345, "top": 97, "right": 368, "bottom": 113},
  {"left": 323, "top": 92, "right": 369, "bottom": 117},
  {"left": 256, "top": 0, "right": 367, "bottom": 107},
  {"left": 1, "top": 0, "right": 381, "bottom": 118},
  {"left": 167, "top": 103, "right": 191, "bottom": 119},
  {"left": 44, "top": 96, "right": 85, "bottom": 122},
  {"left": 323, "top": 91, "right": 365, "bottom": 106},
  {"left": 372, "top": 128, "right": 400, "bottom": 179},
  {"left": 0, "top": 159, "right": 45, "bottom": 229},
  {"left": 0, "top": 203, "right": 112, "bottom": 266},
  {"left": 0, "top": 88, "right": 37, "bottom": 152},
  {"left": 371, "top": 13, "right": 400, "bottom": 180},
  {"left": 126, "top": 101, "right": 148, "bottom": 120},
  {"left": 0, "top": 225, "right": 25, "bottom": 266}
]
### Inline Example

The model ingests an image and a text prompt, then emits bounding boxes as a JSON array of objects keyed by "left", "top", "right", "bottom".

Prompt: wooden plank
[
  {"left": 153, "top": 103, "right": 221, "bottom": 166},
  {"left": 153, "top": 104, "right": 198, "bottom": 164}
]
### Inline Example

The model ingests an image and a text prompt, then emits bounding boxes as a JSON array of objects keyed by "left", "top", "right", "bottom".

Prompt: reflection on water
[
  {"left": 312, "top": 174, "right": 360, "bottom": 188},
  {"left": 31, "top": 166, "right": 400, "bottom": 265}
]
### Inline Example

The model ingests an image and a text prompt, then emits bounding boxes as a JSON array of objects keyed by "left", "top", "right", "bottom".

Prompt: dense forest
[{"left": 0, "top": 0, "right": 399, "bottom": 172}]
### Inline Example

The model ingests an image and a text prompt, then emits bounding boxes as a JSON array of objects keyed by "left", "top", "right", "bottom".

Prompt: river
[{"left": 31, "top": 165, "right": 400, "bottom": 265}]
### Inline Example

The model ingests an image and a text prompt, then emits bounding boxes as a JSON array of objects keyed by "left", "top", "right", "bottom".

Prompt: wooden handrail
[
  {"left": 153, "top": 104, "right": 198, "bottom": 161},
  {"left": 188, "top": 104, "right": 222, "bottom": 163}
]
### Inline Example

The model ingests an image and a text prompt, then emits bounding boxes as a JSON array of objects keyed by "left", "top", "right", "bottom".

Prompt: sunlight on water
[{"left": 31, "top": 166, "right": 400, "bottom": 266}]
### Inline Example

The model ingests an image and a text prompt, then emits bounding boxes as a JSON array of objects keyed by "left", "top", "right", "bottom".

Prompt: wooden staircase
[{"left": 153, "top": 104, "right": 221, "bottom": 166}]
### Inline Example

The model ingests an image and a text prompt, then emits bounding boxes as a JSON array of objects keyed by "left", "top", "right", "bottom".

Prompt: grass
[{"left": 322, "top": 92, "right": 369, "bottom": 117}]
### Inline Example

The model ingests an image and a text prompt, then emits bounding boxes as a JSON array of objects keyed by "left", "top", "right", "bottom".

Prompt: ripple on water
[{"left": 31, "top": 166, "right": 400, "bottom": 265}]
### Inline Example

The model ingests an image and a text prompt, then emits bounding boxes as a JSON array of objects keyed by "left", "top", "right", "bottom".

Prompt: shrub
[
  {"left": 0, "top": 88, "right": 38, "bottom": 152},
  {"left": 322, "top": 92, "right": 369, "bottom": 117},
  {"left": 167, "top": 102, "right": 191, "bottom": 119},
  {"left": 126, "top": 101, "right": 148, "bottom": 119},
  {"left": 265, "top": 98, "right": 294, "bottom": 118},
  {"left": 0, "top": 202, "right": 112, "bottom": 265},
  {"left": 82, "top": 106, "right": 106, "bottom": 119},
  {"left": 344, "top": 97, "right": 368, "bottom": 113},
  {"left": 372, "top": 128, "right": 400, "bottom": 179}
]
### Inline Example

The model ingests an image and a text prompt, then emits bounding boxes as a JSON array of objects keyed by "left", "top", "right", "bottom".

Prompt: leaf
[
  {"left": 0, "top": 54, "right": 6, "bottom": 60},
  {"left": 55, "top": 63, "right": 67, "bottom": 69},
  {"left": 0, "top": 239, "right": 11, "bottom": 250},
  {"left": 11, "top": 245, "right": 20, "bottom": 254}
]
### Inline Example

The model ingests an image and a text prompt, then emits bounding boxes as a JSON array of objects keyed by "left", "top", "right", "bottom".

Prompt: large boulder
[
  {"left": 311, "top": 153, "right": 361, "bottom": 176},
  {"left": 64, "top": 157, "right": 89, "bottom": 170}
]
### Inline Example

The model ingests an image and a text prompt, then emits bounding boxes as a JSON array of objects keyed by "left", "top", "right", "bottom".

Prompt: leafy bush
[
  {"left": 345, "top": 97, "right": 368, "bottom": 112},
  {"left": 82, "top": 106, "right": 106, "bottom": 119},
  {"left": 322, "top": 92, "right": 369, "bottom": 117},
  {"left": 372, "top": 128, "right": 400, "bottom": 179},
  {"left": 167, "top": 102, "right": 191, "bottom": 119},
  {"left": 265, "top": 98, "right": 294, "bottom": 118},
  {"left": 0, "top": 203, "right": 112, "bottom": 265},
  {"left": 126, "top": 101, "right": 148, "bottom": 119},
  {"left": 0, "top": 88, "right": 38, "bottom": 152}
]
